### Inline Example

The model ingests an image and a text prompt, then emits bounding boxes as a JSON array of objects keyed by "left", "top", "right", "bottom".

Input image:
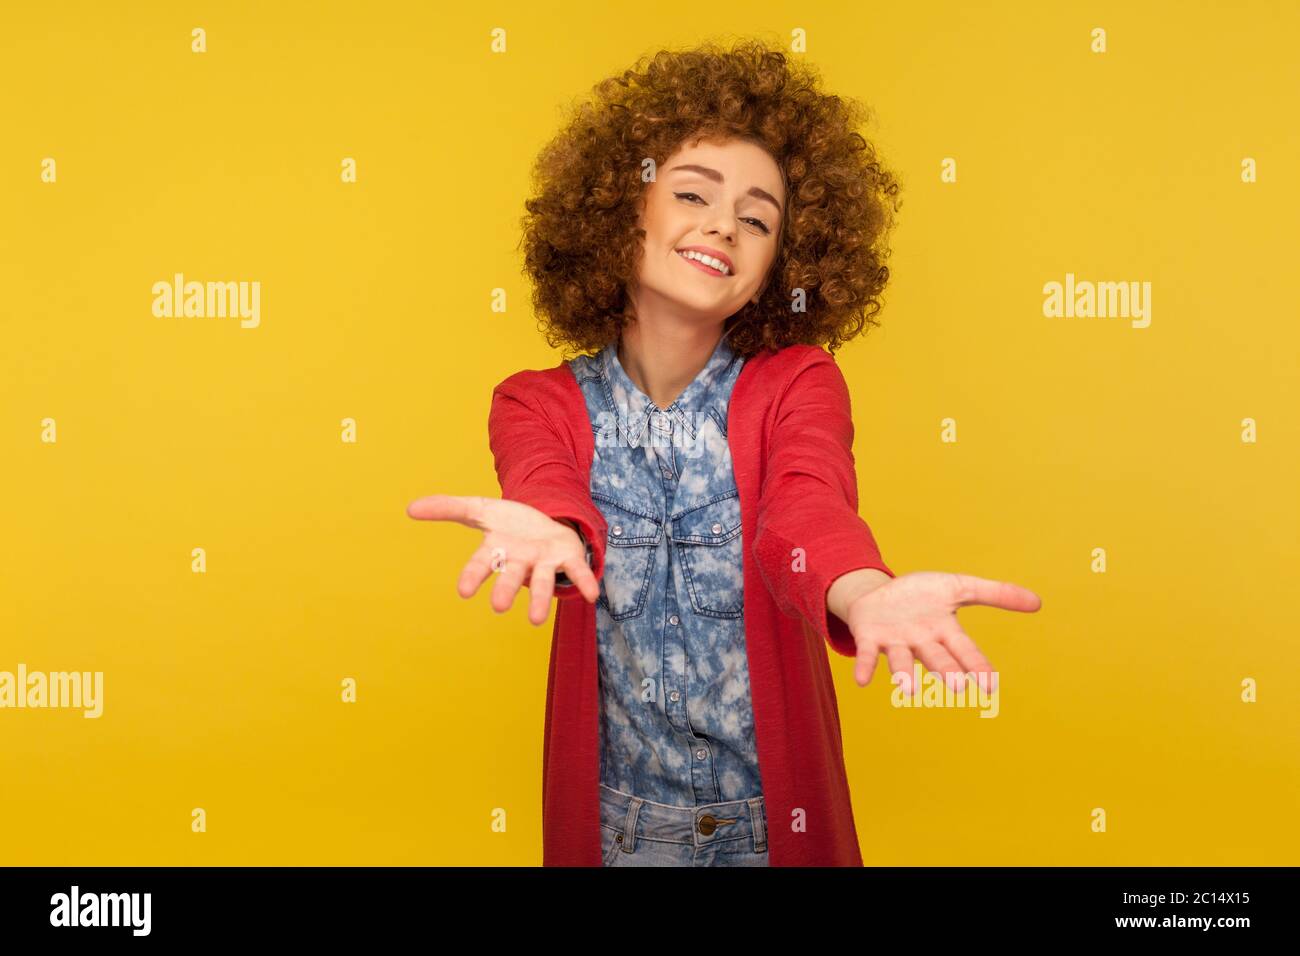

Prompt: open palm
[
  {"left": 406, "top": 494, "right": 599, "bottom": 625},
  {"left": 846, "top": 571, "right": 1041, "bottom": 693}
]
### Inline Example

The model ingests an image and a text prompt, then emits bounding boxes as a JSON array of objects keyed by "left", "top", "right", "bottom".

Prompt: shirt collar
[{"left": 599, "top": 334, "right": 739, "bottom": 448}]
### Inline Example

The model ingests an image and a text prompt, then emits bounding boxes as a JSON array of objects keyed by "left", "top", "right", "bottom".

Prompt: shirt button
[
  {"left": 611, "top": 525, "right": 623, "bottom": 537},
  {"left": 695, "top": 748, "right": 707, "bottom": 760},
  {"left": 661, "top": 468, "right": 674, "bottom": 479},
  {"left": 711, "top": 522, "right": 722, "bottom": 535},
  {"left": 668, "top": 614, "right": 679, "bottom": 626},
  {"left": 669, "top": 691, "right": 680, "bottom": 702}
]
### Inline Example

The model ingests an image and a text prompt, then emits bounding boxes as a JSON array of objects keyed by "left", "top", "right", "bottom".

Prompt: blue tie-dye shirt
[{"left": 566, "top": 335, "right": 764, "bottom": 807}]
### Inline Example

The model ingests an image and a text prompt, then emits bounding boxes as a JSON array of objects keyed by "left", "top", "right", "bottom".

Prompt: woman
[{"left": 408, "top": 39, "right": 1041, "bottom": 866}]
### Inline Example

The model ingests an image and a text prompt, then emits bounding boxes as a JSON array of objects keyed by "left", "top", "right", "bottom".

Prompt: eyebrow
[{"left": 665, "top": 164, "right": 783, "bottom": 217}]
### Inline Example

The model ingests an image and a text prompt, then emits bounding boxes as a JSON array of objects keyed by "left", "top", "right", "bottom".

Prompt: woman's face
[{"left": 631, "top": 135, "right": 786, "bottom": 326}]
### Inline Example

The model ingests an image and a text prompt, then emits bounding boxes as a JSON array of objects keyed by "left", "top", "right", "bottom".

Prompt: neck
[{"left": 617, "top": 317, "right": 723, "bottom": 411}]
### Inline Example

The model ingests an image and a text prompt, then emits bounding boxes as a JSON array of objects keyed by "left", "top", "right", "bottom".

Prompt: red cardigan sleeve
[
  {"left": 487, "top": 370, "right": 607, "bottom": 595},
  {"left": 752, "top": 350, "right": 895, "bottom": 657}
]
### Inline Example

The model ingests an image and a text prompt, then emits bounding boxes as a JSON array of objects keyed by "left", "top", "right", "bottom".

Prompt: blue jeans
[{"left": 599, "top": 783, "right": 769, "bottom": 866}]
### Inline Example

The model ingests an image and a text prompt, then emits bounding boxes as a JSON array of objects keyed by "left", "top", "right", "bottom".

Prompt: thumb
[{"left": 406, "top": 494, "right": 487, "bottom": 528}]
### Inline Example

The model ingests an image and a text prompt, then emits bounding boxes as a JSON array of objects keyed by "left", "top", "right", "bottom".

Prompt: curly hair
[{"left": 518, "top": 37, "right": 903, "bottom": 360}]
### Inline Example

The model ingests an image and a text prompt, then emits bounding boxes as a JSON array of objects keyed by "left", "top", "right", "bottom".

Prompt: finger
[
  {"left": 490, "top": 555, "right": 529, "bottom": 614},
  {"left": 884, "top": 645, "right": 916, "bottom": 697},
  {"left": 528, "top": 562, "right": 558, "bottom": 625},
  {"left": 406, "top": 494, "right": 489, "bottom": 529},
  {"left": 913, "top": 640, "right": 969, "bottom": 693},
  {"left": 559, "top": 551, "right": 601, "bottom": 604},
  {"left": 952, "top": 574, "right": 1042, "bottom": 613},
  {"left": 456, "top": 543, "right": 501, "bottom": 599},
  {"left": 853, "top": 637, "right": 880, "bottom": 687},
  {"left": 940, "top": 627, "right": 998, "bottom": 693}
]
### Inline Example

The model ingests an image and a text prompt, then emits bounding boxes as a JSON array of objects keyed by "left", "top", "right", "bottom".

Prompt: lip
[{"left": 675, "top": 245, "right": 734, "bottom": 275}]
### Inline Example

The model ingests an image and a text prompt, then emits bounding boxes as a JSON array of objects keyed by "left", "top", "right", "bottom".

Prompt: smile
[{"left": 675, "top": 249, "right": 732, "bottom": 277}]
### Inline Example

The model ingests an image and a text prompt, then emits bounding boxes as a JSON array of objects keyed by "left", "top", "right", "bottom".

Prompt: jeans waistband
[{"left": 599, "top": 783, "right": 768, "bottom": 852}]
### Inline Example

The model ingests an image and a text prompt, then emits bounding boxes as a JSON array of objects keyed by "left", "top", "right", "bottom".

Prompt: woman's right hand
[{"left": 406, "top": 494, "right": 600, "bottom": 625}]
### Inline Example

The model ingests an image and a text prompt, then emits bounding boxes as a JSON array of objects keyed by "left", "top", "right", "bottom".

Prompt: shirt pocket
[
  {"left": 591, "top": 493, "right": 662, "bottom": 621},
  {"left": 670, "top": 491, "right": 744, "bottom": 620}
]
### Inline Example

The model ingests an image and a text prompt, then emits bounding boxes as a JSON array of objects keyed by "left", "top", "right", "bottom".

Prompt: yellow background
[{"left": 2, "top": 1, "right": 1296, "bottom": 865}]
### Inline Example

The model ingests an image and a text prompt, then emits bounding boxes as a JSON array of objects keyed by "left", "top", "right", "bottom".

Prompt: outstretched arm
[
  {"left": 752, "top": 350, "right": 894, "bottom": 658},
  {"left": 487, "top": 373, "right": 607, "bottom": 595},
  {"left": 752, "top": 351, "right": 1041, "bottom": 694},
  {"left": 406, "top": 371, "right": 606, "bottom": 625}
]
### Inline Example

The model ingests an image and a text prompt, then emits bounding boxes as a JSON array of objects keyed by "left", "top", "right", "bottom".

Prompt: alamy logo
[
  {"left": 152, "top": 272, "right": 261, "bottom": 328},
  {"left": 595, "top": 407, "right": 712, "bottom": 459},
  {"left": 50, "top": 885, "right": 151, "bottom": 936},
  {"left": 891, "top": 663, "right": 1000, "bottom": 718},
  {"left": 1042, "top": 272, "right": 1151, "bottom": 328},
  {"left": 0, "top": 664, "right": 103, "bottom": 718}
]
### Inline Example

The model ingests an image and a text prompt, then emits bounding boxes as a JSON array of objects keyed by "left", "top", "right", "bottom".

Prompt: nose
[{"left": 703, "top": 211, "right": 736, "bottom": 244}]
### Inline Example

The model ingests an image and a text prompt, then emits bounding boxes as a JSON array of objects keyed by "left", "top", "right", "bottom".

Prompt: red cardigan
[{"left": 488, "top": 343, "right": 895, "bottom": 866}]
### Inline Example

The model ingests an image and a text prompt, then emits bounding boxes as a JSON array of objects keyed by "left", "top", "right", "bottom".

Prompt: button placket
[
  {"left": 652, "top": 410, "right": 677, "bottom": 481},
  {"left": 661, "top": 546, "right": 688, "bottom": 735}
]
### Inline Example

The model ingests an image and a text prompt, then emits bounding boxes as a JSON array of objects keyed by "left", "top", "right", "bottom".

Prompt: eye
[{"left": 674, "top": 193, "right": 773, "bottom": 236}]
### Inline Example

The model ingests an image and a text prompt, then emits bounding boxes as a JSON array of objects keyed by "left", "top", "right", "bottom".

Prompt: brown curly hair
[{"left": 518, "top": 37, "right": 903, "bottom": 360}]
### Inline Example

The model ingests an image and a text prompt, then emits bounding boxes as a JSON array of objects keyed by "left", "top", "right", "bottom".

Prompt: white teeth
[{"left": 677, "top": 250, "right": 730, "bottom": 275}]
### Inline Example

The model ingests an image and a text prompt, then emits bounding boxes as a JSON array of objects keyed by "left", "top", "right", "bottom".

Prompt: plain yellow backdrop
[{"left": 1, "top": 1, "right": 1296, "bottom": 865}]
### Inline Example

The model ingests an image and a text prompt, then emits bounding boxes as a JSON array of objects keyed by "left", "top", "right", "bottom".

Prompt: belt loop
[
  {"left": 621, "top": 797, "right": 643, "bottom": 853},
  {"left": 748, "top": 797, "right": 767, "bottom": 852}
]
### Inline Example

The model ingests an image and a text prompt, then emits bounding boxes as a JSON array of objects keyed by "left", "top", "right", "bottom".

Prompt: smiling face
[{"left": 628, "top": 134, "right": 786, "bottom": 329}]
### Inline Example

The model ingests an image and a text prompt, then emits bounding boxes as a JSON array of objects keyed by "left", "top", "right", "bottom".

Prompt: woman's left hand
[{"left": 842, "top": 571, "right": 1041, "bottom": 693}]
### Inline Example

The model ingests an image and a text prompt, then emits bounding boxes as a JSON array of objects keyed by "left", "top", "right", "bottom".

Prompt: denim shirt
[{"left": 566, "top": 335, "right": 764, "bottom": 807}]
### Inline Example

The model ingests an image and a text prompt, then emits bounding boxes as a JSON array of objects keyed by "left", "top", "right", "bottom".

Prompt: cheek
[
  {"left": 637, "top": 192, "right": 670, "bottom": 232},
  {"left": 744, "top": 247, "right": 776, "bottom": 286},
  {"left": 645, "top": 199, "right": 695, "bottom": 241}
]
